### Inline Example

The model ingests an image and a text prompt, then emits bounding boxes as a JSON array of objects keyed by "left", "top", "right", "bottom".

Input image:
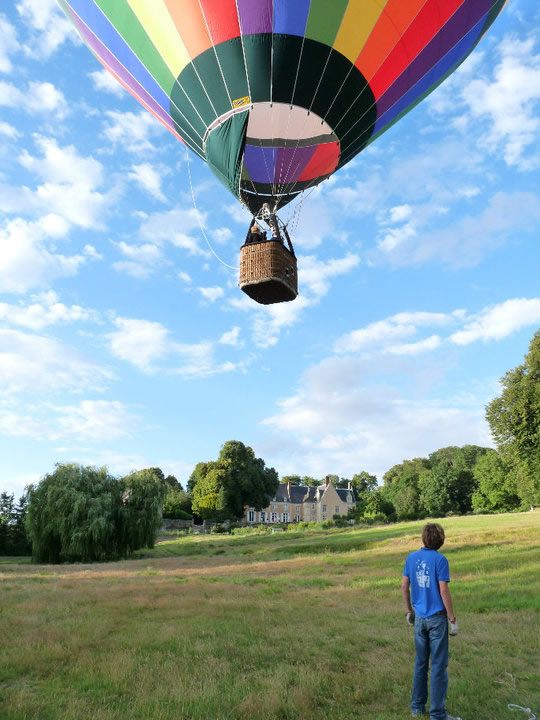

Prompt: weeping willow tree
[{"left": 26, "top": 464, "right": 164, "bottom": 563}]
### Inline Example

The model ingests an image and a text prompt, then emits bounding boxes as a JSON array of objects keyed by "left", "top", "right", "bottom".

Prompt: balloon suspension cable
[{"left": 184, "top": 147, "right": 238, "bottom": 272}]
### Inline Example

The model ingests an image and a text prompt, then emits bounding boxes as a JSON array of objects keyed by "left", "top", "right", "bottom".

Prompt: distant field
[{"left": 1, "top": 513, "right": 538, "bottom": 720}]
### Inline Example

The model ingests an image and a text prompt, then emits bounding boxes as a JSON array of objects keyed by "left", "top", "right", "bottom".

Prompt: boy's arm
[
  {"left": 401, "top": 576, "right": 413, "bottom": 613},
  {"left": 439, "top": 580, "right": 456, "bottom": 623}
]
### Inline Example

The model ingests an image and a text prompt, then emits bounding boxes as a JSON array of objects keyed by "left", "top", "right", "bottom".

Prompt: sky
[{"left": 1, "top": 0, "right": 539, "bottom": 498}]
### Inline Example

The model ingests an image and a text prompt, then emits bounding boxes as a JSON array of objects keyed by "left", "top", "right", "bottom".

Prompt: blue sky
[{"left": 1, "top": 0, "right": 539, "bottom": 497}]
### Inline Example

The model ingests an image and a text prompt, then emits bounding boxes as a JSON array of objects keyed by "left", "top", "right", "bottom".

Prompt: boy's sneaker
[
  {"left": 446, "top": 715, "right": 463, "bottom": 720},
  {"left": 411, "top": 712, "right": 426, "bottom": 717}
]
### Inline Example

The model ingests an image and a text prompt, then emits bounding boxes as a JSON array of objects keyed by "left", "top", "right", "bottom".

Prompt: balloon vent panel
[{"left": 239, "top": 241, "right": 298, "bottom": 305}]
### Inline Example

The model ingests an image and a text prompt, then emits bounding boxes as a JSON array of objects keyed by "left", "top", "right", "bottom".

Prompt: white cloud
[
  {"left": 261, "top": 353, "right": 492, "bottom": 479},
  {"left": 17, "top": 0, "right": 76, "bottom": 58},
  {"left": 0, "top": 121, "right": 19, "bottom": 139},
  {"left": 387, "top": 335, "right": 442, "bottom": 355},
  {"left": 54, "top": 401, "right": 139, "bottom": 441},
  {"left": 450, "top": 298, "right": 540, "bottom": 345},
  {"left": 0, "top": 291, "right": 98, "bottom": 330},
  {"left": 0, "top": 80, "right": 67, "bottom": 118},
  {"left": 389, "top": 205, "right": 413, "bottom": 223},
  {"left": 0, "top": 218, "right": 87, "bottom": 294},
  {"left": 89, "top": 69, "right": 125, "bottom": 98},
  {"left": 219, "top": 326, "right": 241, "bottom": 347},
  {"left": 335, "top": 312, "right": 452, "bottom": 354},
  {"left": 0, "top": 400, "right": 138, "bottom": 442},
  {"left": 129, "top": 163, "right": 167, "bottom": 201},
  {"left": 113, "top": 241, "right": 164, "bottom": 278},
  {"left": 381, "top": 191, "right": 540, "bottom": 267},
  {"left": 461, "top": 36, "right": 540, "bottom": 168},
  {"left": 103, "top": 110, "right": 163, "bottom": 154},
  {"left": 0, "top": 15, "right": 19, "bottom": 73},
  {"left": 107, "top": 316, "right": 245, "bottom": 377},
  {"left": 0, "top": 328, "right": 112, "bottom": 395},
  {"left": 139, "top": 208, "right": 211, "bottom": 258},
  {"left": 0, "top": 136, "right": 119, "bottom": 239},
  {"left": 107, "top": 317, "right": 170, "bottom": 371},
  {"left": 198, "top": 286, "right": 225, "bottom": 303},
  {"left": 234, "top": 252, "right": 360, "bottom": 349}
]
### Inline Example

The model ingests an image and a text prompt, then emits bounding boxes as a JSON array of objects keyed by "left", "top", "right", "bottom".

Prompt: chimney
[
  {"left": 325, "top": 475, "right": 331, "bottom": 487},
  {"left": 287, "top": 480, "right": 292, "bottom": 499},
  {"left": 347, "top": 481, "right": 352, "bottom": 490}
]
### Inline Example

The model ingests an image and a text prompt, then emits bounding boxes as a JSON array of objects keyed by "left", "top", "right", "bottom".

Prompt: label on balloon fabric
[{"left": 232, "top": 95, "right": 251, "bottom": 109}]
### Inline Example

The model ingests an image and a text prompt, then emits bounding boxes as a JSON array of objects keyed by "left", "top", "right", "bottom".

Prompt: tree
[
  {"left": 26, "top": 464, "right": 164, "bottom": 563},
  {"left": 362, "top": 488, "right": 395, "bottom": 521},
  {"left": 351, "top": 471, "right": 378, "bottom": 495},
  {"left": 471, "top": 450, "right": 520, "bottom": 513},
  {"left": 120, "top": 469, "right": 165, "bottom": 552},
  {"left": 486, "top": 331, "right": 540, "bottom": 507},
  {"left": 162, "top": 488, "right": 192, "bottom": 519},
  {"left": 191, "top": 441, "right": 279, "bottom": 521},
  {"left": 422, "top": 446, "right": 489, "bottom": 516},
  {"left": 384, "top": 459, "right": 430, "bottom": 520},
  {"left": 281, "top": 475, "right": 302, "bottom": 485},
  {"left": 26, "top": 464, "right": 122, "bottom": 563}
]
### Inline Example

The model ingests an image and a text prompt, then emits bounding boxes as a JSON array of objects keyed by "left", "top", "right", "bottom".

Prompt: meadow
[{"left": 1, "top": 513, "right": 538, "bottom": 720}]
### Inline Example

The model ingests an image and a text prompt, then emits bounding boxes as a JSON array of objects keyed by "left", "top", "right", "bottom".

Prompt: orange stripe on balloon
[
  {"left": 366, "top": 0, "right": 466, "bottom": 99},
  {"left": 199, "top": 0, "right": 240, "bottom": 45},
  {"left": 164, "top": 0, "right": 213, "bottom": 59},
  {"left": 356, "top": 0, "right": 426, "bottom": 82}
]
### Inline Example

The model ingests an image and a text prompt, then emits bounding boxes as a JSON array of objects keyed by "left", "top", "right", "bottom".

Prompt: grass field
[{"left": 1, "top": 513, "right": 538, "bottom": 720}]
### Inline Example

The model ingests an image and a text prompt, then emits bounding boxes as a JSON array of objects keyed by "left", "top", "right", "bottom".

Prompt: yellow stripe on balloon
[
  {"left": 126, "top": 0, "right": 191, "bottom": 77},
  {"left": 333, "top": 0, "right": 388, "bottom": 65}
]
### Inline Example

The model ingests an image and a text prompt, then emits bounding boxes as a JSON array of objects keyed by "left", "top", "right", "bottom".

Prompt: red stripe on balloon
[
  {"left": 369, "top": 0, "right": 465, "bottom": 100},
  {"left": 298, "top": 142, "right": 340, "bottom": 182},
  {"left": 199, "top": 0, "right": 240, "bottom": 45}
]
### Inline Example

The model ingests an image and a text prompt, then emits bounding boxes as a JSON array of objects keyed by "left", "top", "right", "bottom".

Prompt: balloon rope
[{"left": 185, "top": 147, "right": 239, "bottom": 272}]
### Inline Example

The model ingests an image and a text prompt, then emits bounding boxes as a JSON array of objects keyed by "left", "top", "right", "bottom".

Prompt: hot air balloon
[{"left": 59, "top": 0, "right": 506, "bottom": 304}]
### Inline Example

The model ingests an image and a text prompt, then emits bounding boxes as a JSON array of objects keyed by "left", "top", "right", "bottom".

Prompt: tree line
[{"left": 1, "top": 331, "right": 538, "bottom": 562}]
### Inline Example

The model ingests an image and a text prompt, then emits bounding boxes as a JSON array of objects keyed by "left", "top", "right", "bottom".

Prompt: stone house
[{"left": 245, "top": 476, "right": 355, "bottom": 524}]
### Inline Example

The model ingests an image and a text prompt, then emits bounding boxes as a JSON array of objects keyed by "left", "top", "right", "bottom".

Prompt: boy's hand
[
  {"left": 406, "top": 612, "right": 415, "bottom": 626},
  {"left": 449, "top": 618, "right": 459, "bottom": 635}
]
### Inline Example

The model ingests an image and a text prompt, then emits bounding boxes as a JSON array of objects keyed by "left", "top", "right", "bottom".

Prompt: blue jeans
[{"left": 411, "top": 612, "right": 449, "bottom": 719}]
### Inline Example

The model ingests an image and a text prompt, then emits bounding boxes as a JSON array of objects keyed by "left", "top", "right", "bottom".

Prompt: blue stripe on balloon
[
  {"left": 273, "top": 0, "right": 311, "bottom": 36},
  {"left": 244, "top": 145, "right": 276, "bottom": 184},
  {"left": 373, "top": 13, "right": 487, "bottom": 136},
  {"left": 65, "top": 0, "right": 172, "bottom": 110}
]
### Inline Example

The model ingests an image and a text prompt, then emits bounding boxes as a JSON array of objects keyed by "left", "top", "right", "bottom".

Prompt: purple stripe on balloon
[
  {"left": 243, "top": 145, "right": 276, "bottom": 184},
  {"left": 377, "top": 0, "right": 493, "bottom": 118},
  {"left": 273, "top": 0, "right": 311, "bottom": 36},
  {"left": 237, "top": 0, "right": 273, "bottom": 35},
  {"left": 275, "top": 146, "right": 316, "bottom": 184},
  {"left": 67, "top": 9, "right": 177, "bottom": 135},
  {"left": 374, "top": 14, "right": 486, "bottom": 135}
]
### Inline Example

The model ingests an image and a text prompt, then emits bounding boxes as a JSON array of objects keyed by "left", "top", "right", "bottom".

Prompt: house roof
[{"left": 271, "top": 483, "right": 355, "bottom": 504}]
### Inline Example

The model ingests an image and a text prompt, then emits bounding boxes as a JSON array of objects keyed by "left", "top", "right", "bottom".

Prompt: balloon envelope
[{"left": 60, "top": 0, "right": 506, "bottom": 214}]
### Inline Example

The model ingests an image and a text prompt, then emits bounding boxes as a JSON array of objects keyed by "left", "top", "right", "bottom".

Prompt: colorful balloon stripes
[{"left": 60, "top": 0, "right": 507, "bottom": 214}]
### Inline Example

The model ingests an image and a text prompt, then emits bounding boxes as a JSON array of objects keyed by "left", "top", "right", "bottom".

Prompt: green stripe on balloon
[{"left": 93, "top": 0, "right": 175, "bottom": 94}]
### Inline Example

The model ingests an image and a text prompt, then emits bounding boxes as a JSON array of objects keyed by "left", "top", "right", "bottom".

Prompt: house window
[
  {"left": 335, "top": 506, "right": 340, "bottom": 514},
  {"left": 322, "top": 515, "right": 327, "bottom": 520},
  {"left": 296, "top": 505, "right": 300, "bottom": 512},
  {"left": 283, "top": 512, "right": 289, "bottom": 523},
  {"left": 295, "top": 514, "right": 300, "bottom": 522},
  {"left": 283, "top": 503, "right": 288, "bottom": 511},
  {"left": 271, "top": 503, "right": 276, "bottom": 511},
  {"left": 312, "top": 503, "right": 315, "bottom": 508},
  {"left": 271, "top": 512, "right": 277, "bottom": 522},
  {"left": 322, "top": 505, "right": 326, "bottom": 513},
  {"left": 260, "top": 511, "right": 266, "bottom": 522},
  {"left": 248, "top": 510, "right": 255, "bottom": 523}
]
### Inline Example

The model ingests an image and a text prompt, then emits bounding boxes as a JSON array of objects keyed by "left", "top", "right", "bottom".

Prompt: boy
[{"left": 402, "top": 523, "right": 459, "bottom": 720}]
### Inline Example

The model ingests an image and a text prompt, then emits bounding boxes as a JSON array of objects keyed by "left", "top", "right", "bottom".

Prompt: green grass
[{"left": 1, "top": 513, "right": 538, "bottom": 720}]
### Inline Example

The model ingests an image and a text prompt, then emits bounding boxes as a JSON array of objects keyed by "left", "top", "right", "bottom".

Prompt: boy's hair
[{"left": 422, "top": 523, "right": 445, "bottom": 550}]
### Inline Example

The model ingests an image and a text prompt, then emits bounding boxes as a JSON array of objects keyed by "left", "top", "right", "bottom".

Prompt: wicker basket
[{"left": 239, "top": 240, "right": 298, "bottom": 304}]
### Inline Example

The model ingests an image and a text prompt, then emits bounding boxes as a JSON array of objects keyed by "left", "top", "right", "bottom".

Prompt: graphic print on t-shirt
[{"left": 416, "top": 560, "right": 430, "bottom": 588}]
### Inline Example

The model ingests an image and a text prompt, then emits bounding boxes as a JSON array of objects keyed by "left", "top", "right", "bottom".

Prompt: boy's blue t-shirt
[{"left": 403, "top": 547, "right": 450, "bottom": 618}]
